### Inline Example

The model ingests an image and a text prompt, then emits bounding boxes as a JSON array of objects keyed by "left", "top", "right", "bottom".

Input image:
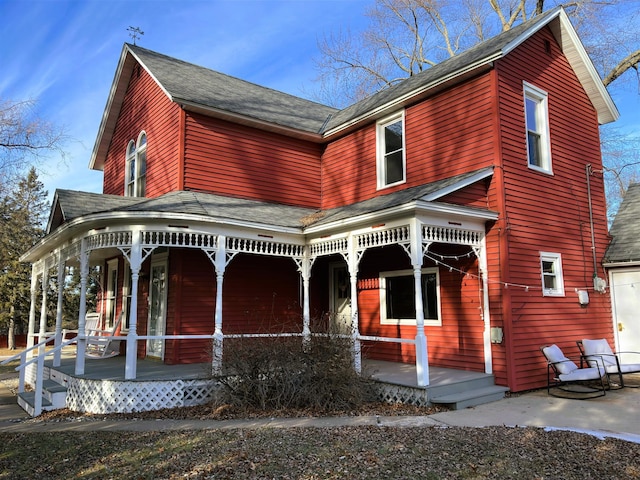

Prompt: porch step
[
  {"left": 16, "top": 380, "right": 68, "bottom": 417},
  {"left": 430, "top": 385, "right": 510, "bottom": 410}
]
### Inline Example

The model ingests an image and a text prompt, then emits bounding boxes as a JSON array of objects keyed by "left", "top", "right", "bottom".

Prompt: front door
[
  {"left": 329, "top": 263, "right": 351, "bottom": 334},
  {"left": 147, "top": 256, "right": 168, "bottom": 359},
  {"left": 610, "top": 269, "right": 640, "bottom": 359}
]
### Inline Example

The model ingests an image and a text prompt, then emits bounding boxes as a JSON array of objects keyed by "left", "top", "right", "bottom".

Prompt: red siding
[
  {"left": 493, "top": 26, "right": 613, "bottom": 391},
  {"left": 357, "top": 246, "right": 485, "bottom": 372},
  {"left": 165, "top": 250, "right": 303, "bottom": 364},
  {"left": 321, "top": 73, "right": 496, "bottom": 210},
  {"left": 183, "top": 113, "right": 323, "bottom": 208},
  {"left": 103, "top": 66, "right": 181, "bottom": 197}
]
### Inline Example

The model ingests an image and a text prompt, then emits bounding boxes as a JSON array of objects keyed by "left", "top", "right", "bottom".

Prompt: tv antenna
[{"left": 127, "top": 26, "right": 144, "bottom": 45}]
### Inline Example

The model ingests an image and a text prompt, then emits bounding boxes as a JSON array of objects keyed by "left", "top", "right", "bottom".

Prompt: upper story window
[
  {"left": 524, "top": 82, "right": 552, "bottom": 173},
  {"left": 380, "top": 268, "right": 441, "bottom": 326},
  {"left": 125, "top": 131, "right": 147, "bottom": 197},
  {"left": 540, "top": 252, "right": 564, "bottom": 297},
  {"left": 376, "top": 112, "right": 406, "bottom": 189}
]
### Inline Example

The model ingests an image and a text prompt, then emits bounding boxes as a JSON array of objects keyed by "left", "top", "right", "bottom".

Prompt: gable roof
[
  {"left": 604, "top": 183, "right": 640, "bottom": 264},
  {"left": 89, "top": 6, "right": 617, "bottom": 171}
]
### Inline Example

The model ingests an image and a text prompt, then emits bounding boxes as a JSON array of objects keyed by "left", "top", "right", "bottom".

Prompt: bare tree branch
[{"left": 603, "top": 50, "right": 640, "bottom": 86}]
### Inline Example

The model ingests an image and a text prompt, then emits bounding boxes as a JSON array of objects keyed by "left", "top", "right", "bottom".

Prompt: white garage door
[{"left": 610, "top": 269, "right": 640, "bottom": 360}]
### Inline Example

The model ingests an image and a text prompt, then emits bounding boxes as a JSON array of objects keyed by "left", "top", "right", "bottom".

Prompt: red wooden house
[{"left": 18, "top": 7, "right": 618, "bottom": 415}]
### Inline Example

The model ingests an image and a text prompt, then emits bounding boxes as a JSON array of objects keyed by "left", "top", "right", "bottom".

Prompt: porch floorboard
[{"left": 47, "top": 355, "right": 489, "bottom": 389}]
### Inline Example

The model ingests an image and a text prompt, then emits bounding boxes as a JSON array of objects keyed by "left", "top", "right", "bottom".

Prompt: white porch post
[
  {"left": 53, "top": 256, "right": 65, "bottom": 367},
  {"left": 347, "top": 235, "right": 361, "bottom": 373},
  {"left": 125, "top": 229, "right": 143, "bottom": 380},
  {"left": 477, "top": 239, "right": 493, "bottom": 374},
  {"left": 410, "top": 219, "right": 429, "bottom": 387},
  {"left": 38, "top": 269, "right": 49, "bottom": 357},
  {"left": 210, "top": 235, "right": 228, "bottom": 374},
  {"left": 26, "top": 265, "right": 38, "bottom": 353},
  {"left": 300, "top": 249, "right": 312, "bottom": 347},
  {"left": 75, "top": 239, "right": 89, "bottom": 375}
]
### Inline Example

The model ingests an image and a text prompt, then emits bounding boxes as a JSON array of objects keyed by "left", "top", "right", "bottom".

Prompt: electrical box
[
  {"left": 490, "top": 327, "right": 503, "bottom": 344},
  {"left": 577, "top": 290, "right": 589, "bottom": 306}
]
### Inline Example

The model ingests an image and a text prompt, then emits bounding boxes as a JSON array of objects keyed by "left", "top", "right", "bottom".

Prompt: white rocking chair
[{"left": 85, "top": 312, "right": 123, "bottom": 359}]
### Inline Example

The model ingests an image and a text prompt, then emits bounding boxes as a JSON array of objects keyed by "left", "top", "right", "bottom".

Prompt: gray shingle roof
[
  {"left": 323, "top": 8, "right": 558, "bottom": 132},
  {"left": 50, "top": 168, "right": 494, "bottom": 234},
  {"left": 128, "top": 9, "right": 555, "bottom": 136},
  {"left": 604, "top": 183, "right": 640, "bottom": 263},
  {"left": 128, "top": 45, "right": 338, "bottom": 134}
]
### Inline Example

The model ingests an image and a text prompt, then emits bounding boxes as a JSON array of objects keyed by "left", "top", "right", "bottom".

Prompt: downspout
[{"left": 585, "top": 163, "right": 598, "bottom": 282}]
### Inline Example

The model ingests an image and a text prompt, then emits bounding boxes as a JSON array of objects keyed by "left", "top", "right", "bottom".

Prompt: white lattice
[
  {"left": 66, "top": 378, "right": 222, "bottom": 414},
  {"left": 374, "top": 382, "right": 430, "bottom": 407}
]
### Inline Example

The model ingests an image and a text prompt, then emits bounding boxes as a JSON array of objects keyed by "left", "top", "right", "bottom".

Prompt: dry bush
[{"left": 211, "top": 334, "right": 376, "bottom": 412}]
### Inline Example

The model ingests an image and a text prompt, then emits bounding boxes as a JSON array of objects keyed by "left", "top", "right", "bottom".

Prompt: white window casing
[
  {"left": 524, "top": 82, "right": 552, "bottom": 174},
  {"left": 376, "top": 111, "right": 406, "bottom": 189},
  {"left": 379, "top": 267, "right": 442, "bottom": 326},
  {"left": 540, "top": 252, "right": 565, "bottom": 296}
]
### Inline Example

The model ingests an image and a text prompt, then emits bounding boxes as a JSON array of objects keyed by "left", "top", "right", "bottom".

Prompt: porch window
[
  {"left": 125, "top": 131, "right": 147, "bottom": 197},
  {"left": 540, "top": 252, "right": 564, "bottom": 296},
  {"left": 524, "top": 82, "right": 552, "bottom": 173},
  {"left": 105, "top": 259, "right": 118, "bottom": 329},
  {"left": 380, "top": 268, "right": 441, "bottom": 326},
  {"left": 376, "top": 112, "right": 406, "bottom": 189}
]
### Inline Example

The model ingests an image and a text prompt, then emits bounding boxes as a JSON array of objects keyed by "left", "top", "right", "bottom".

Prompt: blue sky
[{"left": 1, "top": 0, "right": 639, "bottom": 199}]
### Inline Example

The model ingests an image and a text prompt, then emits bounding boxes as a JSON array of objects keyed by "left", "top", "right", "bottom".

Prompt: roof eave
[
  {"left": 21, "top": 210, "right": 305, "bottom": 263},
  {"left": 304, "top": 200, "right": 498, "bottom": 236}
]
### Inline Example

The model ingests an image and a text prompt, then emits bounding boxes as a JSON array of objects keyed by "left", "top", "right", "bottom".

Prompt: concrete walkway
[{"left": 1, "top": 375, "right": 639, "bottom": 443}]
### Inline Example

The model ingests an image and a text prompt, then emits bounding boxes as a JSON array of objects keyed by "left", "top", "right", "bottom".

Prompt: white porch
[{"left": 19, "top": 355, "right": 507, "bottom": 415}]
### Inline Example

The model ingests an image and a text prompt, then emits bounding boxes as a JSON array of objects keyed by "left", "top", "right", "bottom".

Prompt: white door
[
  {"left": 610, "top": 269, "right": 640, "bottom": 361},
  {"left": 329, "top": 263, "right": 351, "bottom": 334},
  {"left": 147, "top": 258, "right": 168, "bottom": 359}
]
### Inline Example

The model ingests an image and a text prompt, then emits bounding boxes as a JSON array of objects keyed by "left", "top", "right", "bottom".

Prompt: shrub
[{"left": 211, "top": 334, "right": 375, "bottom": 412}]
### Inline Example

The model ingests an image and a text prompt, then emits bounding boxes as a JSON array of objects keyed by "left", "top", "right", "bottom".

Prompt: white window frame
[
  {"left": 523, "top": 82, "right": 552, "bottom": 174},
  {"left": 379, "top": 267, "right": 441, "bottom": 326},
  {"left": 121, "top": 263, "right": 132, "bottom": 332},
  {"left": 376, "top": 111, "right": 406, "bottom": 189},
  {"left": 105, "top": 259, "right": 118, "bottom": 330},
  {"left": 540, "top": 252, "right": 565, "bottom": 297},
  {"left": 125, "top": 131, "right": 147, "bottom": 197}
]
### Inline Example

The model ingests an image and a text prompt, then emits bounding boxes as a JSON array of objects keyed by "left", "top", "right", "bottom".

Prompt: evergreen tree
[{"left": 0, "top": 167, "right": 49, "bottom": 349}]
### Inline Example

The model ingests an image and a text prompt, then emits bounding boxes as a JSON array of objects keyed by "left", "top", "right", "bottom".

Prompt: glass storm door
[
  {"left": 330, "top": 263, "right": 351, "bottom": 334},
  {"left": 147, "top": 258, "right": 168, "bottom": 359}
]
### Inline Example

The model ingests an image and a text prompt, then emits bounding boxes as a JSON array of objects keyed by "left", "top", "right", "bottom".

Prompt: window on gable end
[
  {"left": 125, "top": 131, "right": 147, "bottom": 197},
  {"left": 524, "top": 82, "right": 552, "bottom": 173},
  {"left": 540, "top": 252, "right": 564, "bottom": 297},
  {"left": 376, "top": 112, "right": 406, "bottom": 189}
]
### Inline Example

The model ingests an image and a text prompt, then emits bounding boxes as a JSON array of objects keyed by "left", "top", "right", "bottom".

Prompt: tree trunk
[{"left": 8, "top": 304, "right": 16, "bottom": 350}]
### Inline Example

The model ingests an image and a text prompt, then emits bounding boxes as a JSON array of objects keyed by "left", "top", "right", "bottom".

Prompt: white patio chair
[
  {"left": 541, "top": 344, "right": 608, "bottom": 398},
  {"left": 578, "top": 339, "right": 640, "bottom": 388}
]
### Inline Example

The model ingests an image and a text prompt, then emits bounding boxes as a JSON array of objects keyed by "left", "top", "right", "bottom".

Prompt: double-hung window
[
  {"left": 380, "top": 268, "right": 441, "bottom": 326},
  {"left": 125, "top": 131, "right": 147, "bottom": 197},
  {"left": 540, "top": 252, "right": 564, "bottom": 296},
  {"left": 524, "top": 82, "right": 552, "bottom": 173},
  {"left": 376, "top": 112, "right": 406, "bottom": 189}
]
